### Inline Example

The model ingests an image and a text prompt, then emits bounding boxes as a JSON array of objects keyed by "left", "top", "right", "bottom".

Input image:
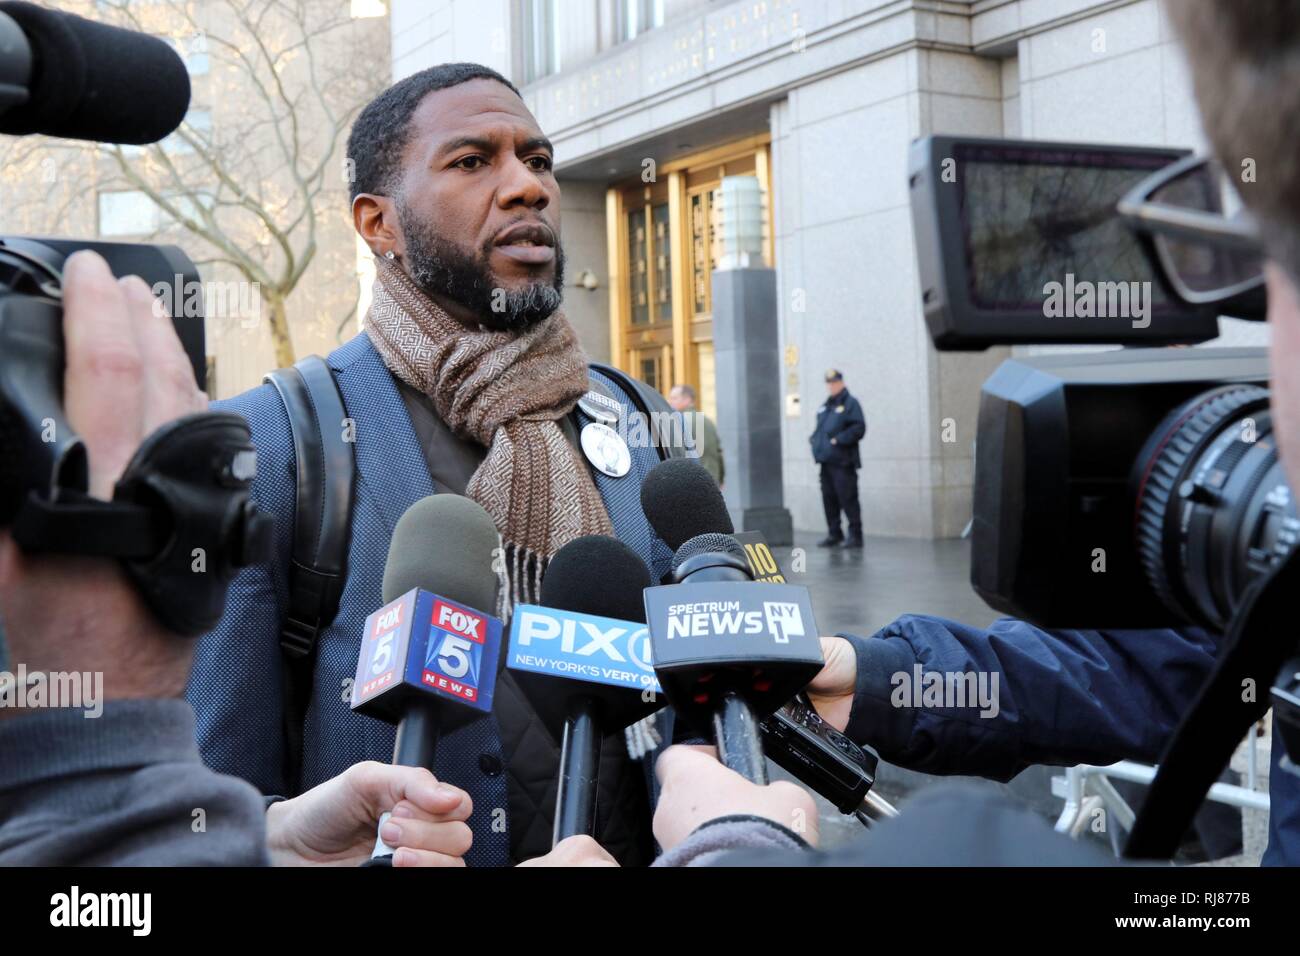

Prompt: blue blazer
[{"left": 186, "top": 332, "right": 676, "bottom": 868}]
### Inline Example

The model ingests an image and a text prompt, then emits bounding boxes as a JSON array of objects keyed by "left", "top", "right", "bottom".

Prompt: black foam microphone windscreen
[
  {"left": 539, "top": 534, "right": 651, "bottom": 623},
  {"left": 381, "top": 494, "right": 500, "bottom": 610},
  {"left": 639, "top": 457, "right": 733, "bottom": 551},
  {"left": 0, "top": 1, "right": 190, "bottom": 144}
]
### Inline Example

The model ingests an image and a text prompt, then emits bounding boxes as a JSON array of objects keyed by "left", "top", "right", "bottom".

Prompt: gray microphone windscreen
[
  {"left": 381, "top": 495, "right": 500, "bottom": 611},
  {"left": 671, "top": 532, "right": 748, "bottom": 573}
]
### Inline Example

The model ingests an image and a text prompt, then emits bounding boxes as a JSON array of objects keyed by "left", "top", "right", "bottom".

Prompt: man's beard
[{"left": 398, "top": 205, "right": 565, "bottom": 332}]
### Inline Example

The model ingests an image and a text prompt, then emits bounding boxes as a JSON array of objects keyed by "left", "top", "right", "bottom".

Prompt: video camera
[
  {"left": 0, "top": 2, "right": 268, "bottom": 635},
  {"left": 908, "top": 135, "right": 1297, "bottom": 633}
]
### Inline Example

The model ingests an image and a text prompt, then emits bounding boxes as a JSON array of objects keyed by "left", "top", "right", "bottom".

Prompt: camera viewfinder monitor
[{"left": 909, "top": 136, "right": 1222, "bottom": 350}]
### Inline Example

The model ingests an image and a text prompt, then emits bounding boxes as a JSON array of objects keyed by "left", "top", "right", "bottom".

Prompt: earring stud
[{"left": 384, "top": 250, "right": 396, "bottom": 260}]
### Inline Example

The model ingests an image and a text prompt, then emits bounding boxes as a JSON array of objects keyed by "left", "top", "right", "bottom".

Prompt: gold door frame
[{"left": 606, "top": 134, "right": 773, "bottom": 407}]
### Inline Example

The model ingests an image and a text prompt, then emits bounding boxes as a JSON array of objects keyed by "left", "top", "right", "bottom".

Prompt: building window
[
  {"left": 616, "top": 0, "right": 664, "bottom": 43},
  {"left": 177, "top": 34, "right": 210, "bottom": 76},
  {"left": 520, "top": 0, "right": 560, "bottom": 85},
  {"left": 98, "top": 189, "right": 214, "bottom": 237},
  {"left": 99, "top": 191, "right": 160, "bottom": 237},
  {"left": 163, "top": 109, "right": 213, "bottom": 156}
]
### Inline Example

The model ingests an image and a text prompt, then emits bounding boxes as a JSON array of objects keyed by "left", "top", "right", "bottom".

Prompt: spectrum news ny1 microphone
[
  {"left": 639, "top": 459, "right": 824, "bottom": 785},
  {"left": 351, "top": 494, "right": 504, "bottom": 864},
  {"left": 505, "top": 534, "right": 664, "bottom": 845},
  {"left": 0, "top": 1, "right": 190, "bottom": 144}
]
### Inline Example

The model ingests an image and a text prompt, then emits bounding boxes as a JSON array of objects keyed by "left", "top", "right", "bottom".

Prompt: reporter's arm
[
  {"left": 652, "top": 815, "right": 812, "bottom": 867},
  {"left": 650, "top": 745, "right": 817, "bottom": 867},
  {"left": 818, "top": 615, "right": 1219, "bottom": 780},
  {"left": 265, "top": 761, "right": 473, "bottom": 867},
  {"left": 0, "top": 699, "right": 270, "bottom": 865}
]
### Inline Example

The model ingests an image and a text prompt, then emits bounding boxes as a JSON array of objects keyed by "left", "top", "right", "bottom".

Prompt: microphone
[
  {"left": 505, "top": 534, "right": 663, "bottom": 845},
  {"left": 671, "top": 531, "right": 752, "bottom": 584},
  {"left": 0, "top": 1, "right": 191, "bottom": 144},
  {"left": 640, "top": 459, "right": 824, "bottom": 785},
  {"left": 639, "top": 457, "right": 734, "bottom": 552},
  {"left": 351, "top": 494, "right": 504, "bottom": 863}
]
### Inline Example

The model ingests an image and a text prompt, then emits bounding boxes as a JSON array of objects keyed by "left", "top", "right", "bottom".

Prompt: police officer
[{"left": 809, "top": 369, "right": 866, "bottom": 548}]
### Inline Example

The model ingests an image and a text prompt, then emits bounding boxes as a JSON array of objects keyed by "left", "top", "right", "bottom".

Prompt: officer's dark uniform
[{"left": 809, "top": 369, "right": 866, "bottom": 547}]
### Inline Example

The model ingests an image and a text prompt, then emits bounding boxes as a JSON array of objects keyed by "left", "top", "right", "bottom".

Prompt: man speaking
[{"left": 187, "top": 64, "right": 675, "bottom": 867}]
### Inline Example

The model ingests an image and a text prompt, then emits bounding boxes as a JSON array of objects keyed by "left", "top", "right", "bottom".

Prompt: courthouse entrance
[{"left": 605, "top": 134, "right": 773, "bottom": 420}]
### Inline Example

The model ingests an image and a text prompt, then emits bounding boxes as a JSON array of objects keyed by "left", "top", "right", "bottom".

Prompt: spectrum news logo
[{"left": 663, "top": 600, "right": 806, "bottom": 644}]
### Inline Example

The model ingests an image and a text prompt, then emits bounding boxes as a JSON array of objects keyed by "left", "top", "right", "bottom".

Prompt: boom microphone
[
  {"left": 352, "top": 494, "right": 504, "bottom": 863},
  {"left": 506, "top": 534, "right": 663, "bottom": 845},
  {"left": 0, "top": 2, "right": 191, "bottom": 144}
]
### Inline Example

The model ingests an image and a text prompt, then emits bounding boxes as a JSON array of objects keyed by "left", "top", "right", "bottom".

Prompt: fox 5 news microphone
[
  {"left": 351, "top": 494, "right": 504, "bottom": 864},
  {"left": 506, "top": 535, "right": 664, "bottom": 845},
  {"left": 640, "top": 459, "right": 824, "bottom": 785},
  {"left": 0, "top": 1, "right": 190, "bottom": 144}
]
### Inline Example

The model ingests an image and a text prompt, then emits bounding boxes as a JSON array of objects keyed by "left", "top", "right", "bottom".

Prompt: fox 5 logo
[
  {"left": 762, "top": 602, "right": 805, "bottom": 644},
  {"left": 425, "top": 600, "right": 485, "bottom": 694}
]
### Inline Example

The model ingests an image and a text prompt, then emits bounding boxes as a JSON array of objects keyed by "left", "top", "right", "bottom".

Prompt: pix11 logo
[{"left": 422, "top": 600, "right": 486, "bottom": 702}]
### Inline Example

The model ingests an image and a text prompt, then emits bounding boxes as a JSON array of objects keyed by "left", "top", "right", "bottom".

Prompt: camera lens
[{"left": 1133, "top": 385, "right": 1299, "bottom": 631}]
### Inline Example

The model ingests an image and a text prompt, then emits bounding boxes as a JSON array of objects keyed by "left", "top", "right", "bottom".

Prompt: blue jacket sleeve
[
  {"left": 839, "top": 615, "right": 1219, "bottom": 781},
  {"left": 185, "top": 384, "right": 295, "bottom": 797},
  {"left": 831, "top": 396, "right": 866, "bottom": 445}
]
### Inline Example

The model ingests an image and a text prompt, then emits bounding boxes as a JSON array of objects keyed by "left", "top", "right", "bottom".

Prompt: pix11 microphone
[
  {"left": 351, "top": 494, "right": 503, "bottom": 864},
  {"left": 506, "top": 534, "right": 663, "bottom": 845},
  {"left": 0, "top": 1, "right": 191, "bottom": 144},
  {"left": 641, "top": 460, "right": 823, "bottom": 785}
]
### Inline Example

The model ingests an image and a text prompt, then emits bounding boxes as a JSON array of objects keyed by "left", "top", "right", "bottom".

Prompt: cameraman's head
[{"left": 1169, "top": 0, "right": 1300, "bottom": 493}]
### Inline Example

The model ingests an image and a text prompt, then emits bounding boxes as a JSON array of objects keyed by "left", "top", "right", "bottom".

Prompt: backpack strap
[
  {"left": 264, "top": 355, "right": 356, "bottom": 790},
  {"left": 588, "top": 362, "right": 689, "bottom": 461}
]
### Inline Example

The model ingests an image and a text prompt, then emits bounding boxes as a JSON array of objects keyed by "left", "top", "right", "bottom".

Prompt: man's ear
[{"left": 353, "top": 194, "right": 403, "bottom": 259}]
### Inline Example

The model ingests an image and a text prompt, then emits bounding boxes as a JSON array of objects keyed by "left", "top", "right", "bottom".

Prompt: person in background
[
  {"left": 809, "top": 369, "right": 866, "bottom": 549},
  {"left": 669, "top": 383, "right": 724, "bottom": 487}
]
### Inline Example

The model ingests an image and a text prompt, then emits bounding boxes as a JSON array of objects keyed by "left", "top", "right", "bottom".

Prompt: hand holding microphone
[
  {"left": 639, "top": 459, "right": 825, "bottom": 785},
  {"left": 265, "top": 761, "right": 472, "bottom": 868},
  {"left": 506, "top": 533, "right": 663, "bottom": 845},
  {"left": 805, "top": 636, "right": 857, "bottom": 732},
  {"left": 517, "top": 835, "right": 619, "bottom": 868},
  {"left": 350, "top": 494, "right": 504, "bottom": 865},
  {"left": 652, "top": 744, "right": 819, "bottom": 853}
]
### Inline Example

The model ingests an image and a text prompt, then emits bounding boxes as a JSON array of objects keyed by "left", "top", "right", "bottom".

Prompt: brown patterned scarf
[{"left": 365, "top": 257, "right": 614, "bottom": 615}]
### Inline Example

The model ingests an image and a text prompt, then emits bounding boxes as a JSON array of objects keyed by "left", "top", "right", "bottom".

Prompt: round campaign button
[
  {"left": 577, "top": 390, "right": 620, "bottom": 426},
  {"left": 580, "top": 421, "right": 631, "bottom": 478}
]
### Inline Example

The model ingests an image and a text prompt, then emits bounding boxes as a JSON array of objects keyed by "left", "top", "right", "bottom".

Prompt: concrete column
[{"left": 712, "top": 267, "right": 793, "bottom": 546}]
